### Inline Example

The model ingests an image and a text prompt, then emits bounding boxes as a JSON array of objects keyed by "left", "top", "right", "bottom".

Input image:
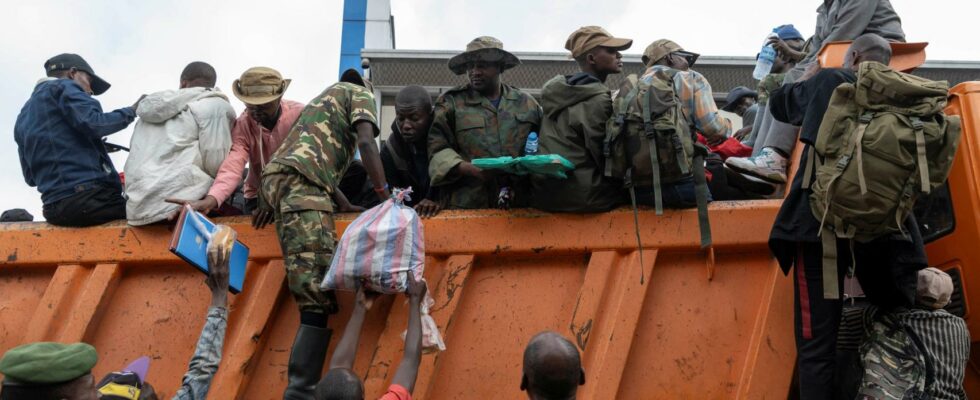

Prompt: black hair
[
  {"left": 314, "top": 369, "right": 364, "bottom": 400},
  {"left": 394, "top": 85, "right": 432, "bottom": 110},
  {"left": 180, "top": 61, "right": 217, "bottom": 88},
  {"left": 1, "top": 377, "right": 85, "bottom": 400},
  {"left": 523, "top": 332, "right": 582, "bottom": 400}
]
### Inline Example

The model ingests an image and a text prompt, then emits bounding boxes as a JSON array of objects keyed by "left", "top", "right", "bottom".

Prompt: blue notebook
[{"left": 169, "top": 206, "right": 248, "bottom": 294}]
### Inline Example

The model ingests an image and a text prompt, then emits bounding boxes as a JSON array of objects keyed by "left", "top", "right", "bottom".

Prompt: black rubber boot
[{"left": 283, "top": 324, "right": 332, "bottom": 400}]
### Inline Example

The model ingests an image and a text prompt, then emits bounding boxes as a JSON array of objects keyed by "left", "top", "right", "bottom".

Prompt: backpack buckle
[
  {"left": 859, "top": 113, "right": 874, "bottom": 124},
  {"left": 836, "top": 155, "right": 851, "bottom": 169},
  {"left": 911, "top": 117, "right": 924, "bottom": 130}
]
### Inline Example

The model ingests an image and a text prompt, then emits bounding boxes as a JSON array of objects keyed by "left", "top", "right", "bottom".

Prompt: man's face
[
  {"left": 591, "top": 47, "right": 624, "bottom": 74},
  {"left": 467, "top": 61, "right": 501, "bottom": 93},
  {"left": 734, "top": 97, "right": 756, "bottom": 117},
  {"left": 69, "top": 69, "right": 94, "bottom": 95},
  {"left": 666, "top": 52, "right": 690, "bottom": 71},
  {"left": 395, "top": 106, "right": 432, "bottom": 144},
  {"left": 245, "top": 100, "right": 280, "bottom": 125}
]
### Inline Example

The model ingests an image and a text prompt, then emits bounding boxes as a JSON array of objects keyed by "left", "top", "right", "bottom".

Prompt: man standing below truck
[{"left": 766, "top": 35, "right": 927, "bottom": 400}]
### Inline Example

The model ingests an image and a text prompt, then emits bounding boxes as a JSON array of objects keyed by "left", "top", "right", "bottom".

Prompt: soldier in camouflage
[
  {"left": 428, "top": 36, "right": 543, "bottom": 209},
  {"left": 258, "top": 69, "right": 389, "bottom": 400}
]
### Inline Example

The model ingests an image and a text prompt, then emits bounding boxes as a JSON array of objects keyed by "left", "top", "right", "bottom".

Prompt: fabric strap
[
  {"left": 912, "top": 117, "right": 931, "bottom": 193},
  {"left": 802, "top": 146, "right": 817, "bottom": 190},
  {"left": 852, "top": 118, "right": 870, "bottom": 194},
  {"left": 821, "top": 228, "right": 840, "bottom": 300},
  {"left": 692, "top": 151, "right": 712, "bottom": 249},
  {"left": 627, "top": 173, "right": 646, "bottom": 283},
  {"left": 642, "top": 88, "right": 664, "bottom": 214}
]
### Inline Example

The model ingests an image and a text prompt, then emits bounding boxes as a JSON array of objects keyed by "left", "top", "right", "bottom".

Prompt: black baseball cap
[
  {"left": 722, "top": 86, "right": 758, "bottom": 112},
  {"left": 44, "top": 53, "right": 111, "bottom": 95}
]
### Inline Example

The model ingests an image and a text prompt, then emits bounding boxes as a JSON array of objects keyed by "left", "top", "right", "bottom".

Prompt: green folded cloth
[{"left": 471, "top": 154, "right": 575, "bottom": 178}]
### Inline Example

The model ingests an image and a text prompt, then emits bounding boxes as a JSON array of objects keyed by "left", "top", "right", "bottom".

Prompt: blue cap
[{"left": 774, "top": 24, "right": 804, "bottom": 42}]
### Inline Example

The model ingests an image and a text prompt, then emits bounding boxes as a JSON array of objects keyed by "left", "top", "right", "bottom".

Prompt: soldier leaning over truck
[
  {"left": 427, "top": 36, "right": 543, "bottom": 210},
  {"left": 257, "top": 69, "right": 389, "bottom": 400}
]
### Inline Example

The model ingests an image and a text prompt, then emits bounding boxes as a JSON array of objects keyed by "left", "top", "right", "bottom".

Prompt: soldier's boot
[{"left": 283, "top": 324, "right": 332, "bottom": 400}]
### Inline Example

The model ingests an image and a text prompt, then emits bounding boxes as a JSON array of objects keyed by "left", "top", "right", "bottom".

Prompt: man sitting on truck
[
  {"left": 725, "top": 0, "right": 906, "bottom": 184},
  {"left": 314, "top": 274, "right": 427, "bottom": 400},
  {"left": 428, "top": 36, "right": 543, "bottom": 210},
  {"left": 14, "top": 53, "right": 143, "bottom": 227},
  {"left": 381, "top": 85, "right": 442, "bottom": 217},
  {"left": 0, "top": 234, "right": 233, "bottom": 400},
  {"left": 520, "top": 331, "right": 585, "bottom": 400},
  {"left": 124, "top": 61, "right": 235, "bottom": 226},
  {"left": 765, "top": 34, "right": 927, "bottom": 400},
  {"left": 530, "top": 26, "right": 632, "bottom": 213}
]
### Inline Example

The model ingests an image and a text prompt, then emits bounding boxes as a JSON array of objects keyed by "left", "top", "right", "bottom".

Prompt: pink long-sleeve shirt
[{"left": 207, "top": 99, "right": 305, "bottom": 204}]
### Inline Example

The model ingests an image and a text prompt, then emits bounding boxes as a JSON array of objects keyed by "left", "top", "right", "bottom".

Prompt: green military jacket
[
  {"left": 428, "top": 83, "right": 542, "bottom": 209},
  {"left": 264, "top": 82, "right": 379, "bottom": 204},
  {"left": 530, "top": 74, "right": 622, "bottom": 212},
  {"left": 757, "top": 73, "right": 786, "bottom": 106}
]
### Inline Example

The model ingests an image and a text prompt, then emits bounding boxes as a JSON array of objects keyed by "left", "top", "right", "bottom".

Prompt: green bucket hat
[{"left": 447, "top": 36, "right": 521, "bottom": 75}]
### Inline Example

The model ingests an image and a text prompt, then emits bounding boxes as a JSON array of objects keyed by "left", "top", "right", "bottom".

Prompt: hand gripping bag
[{"left": 322, "top": 188, "right": 424, "bottom": 294}]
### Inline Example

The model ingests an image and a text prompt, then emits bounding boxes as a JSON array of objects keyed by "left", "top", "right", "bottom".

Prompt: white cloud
[{"left": 1, "top": 0, "right": 977, "bottom": 220}]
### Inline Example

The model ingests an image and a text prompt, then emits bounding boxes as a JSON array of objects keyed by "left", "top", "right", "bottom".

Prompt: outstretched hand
[
  {"left": 356, "top": 285, "right": 382, "bottom": 311},
  {"left": 414, "top": 199, "right": 442, "bottom": 218},
  {"left": 166, "top": 196, "right": 219, "bottom": 220},
  {"left": 406, "top": 271, "right": 427, "bottom": 301}
]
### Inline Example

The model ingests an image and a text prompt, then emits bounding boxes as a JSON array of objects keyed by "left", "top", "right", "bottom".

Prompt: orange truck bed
[{"left": 1, "top": 202, "right": 798, "bottom": 399}]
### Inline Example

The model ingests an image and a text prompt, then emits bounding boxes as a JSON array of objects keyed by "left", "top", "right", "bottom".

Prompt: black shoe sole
[
  {"left": 725, "top": 162, "right": 786, "bottom": 184},
  {"left": 725, "top": 166, "right": 777, "bottom": 195}
]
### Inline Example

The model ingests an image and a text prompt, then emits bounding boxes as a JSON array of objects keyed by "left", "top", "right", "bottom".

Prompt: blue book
[{"left": 169, "top": 206, "right": 248, "bottom": 294}]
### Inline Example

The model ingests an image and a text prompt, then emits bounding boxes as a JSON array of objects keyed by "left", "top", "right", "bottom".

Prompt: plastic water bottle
[
  {"left": 752, "top": 30, "right": 778, "bottom": 80},
  {"left": 524, "top": 132, "right": 539, "bottom": 155}
]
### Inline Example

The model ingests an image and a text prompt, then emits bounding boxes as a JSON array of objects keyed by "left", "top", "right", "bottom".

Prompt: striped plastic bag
[{"left": 322, "top": 188, "right": 424, "bottom": 294}]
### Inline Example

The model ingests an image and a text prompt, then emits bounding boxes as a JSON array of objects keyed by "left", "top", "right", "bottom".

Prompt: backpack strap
[
  {"left": 603, "top": 77, "right": 642, "bottom": 178},
  {"left": 852, "top": 117, "right": 870, "bottom": 195},
  {"left": 821, "top": 227, "right": 840, "bottom": 300},
  {"left": 911, "top": 117, "right": 931, "bottom": 193},
  {"left": 801, "top": 146, "right": 818, "bottom": 190},
  {"left": 817, "top": 112, "right": 874, "bottom": 231},
  {"left": 692, "top": 149, "right": 712, "bottom": 249},
  {"left": 625, "top": 170, "right": 647, "bottom": 285},
  {"left": 641, "top": 87, "right": 665, "bottom": 215}
]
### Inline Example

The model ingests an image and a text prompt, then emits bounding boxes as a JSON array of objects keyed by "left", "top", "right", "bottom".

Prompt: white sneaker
[{"left": 725, "top": 148, "right": 788, "bottom": 184}]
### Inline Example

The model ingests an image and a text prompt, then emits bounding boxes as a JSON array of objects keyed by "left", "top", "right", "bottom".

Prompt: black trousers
[
  {"left": 793, "top": 236, "right": 923, "bottom": 400},
  {"left": 43, "top": 182, "right": 126, "bottom": 227}
]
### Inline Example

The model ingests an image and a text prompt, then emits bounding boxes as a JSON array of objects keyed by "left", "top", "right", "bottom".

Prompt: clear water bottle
[
  {"left": 524, "top": 132, "right": 539, "bottom": 155},
  {"left": 752, "top": 30, "right": 778, "bottom": 80}
]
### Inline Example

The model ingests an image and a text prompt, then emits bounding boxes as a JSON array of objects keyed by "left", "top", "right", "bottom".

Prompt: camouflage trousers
[{"left": 260, "top": 170, "right": 339, "bottom": 315}]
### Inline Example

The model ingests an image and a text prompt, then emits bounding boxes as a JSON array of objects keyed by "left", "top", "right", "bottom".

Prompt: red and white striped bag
[{"left": 322, "top": 189, "right": 424, "bottom": 294}]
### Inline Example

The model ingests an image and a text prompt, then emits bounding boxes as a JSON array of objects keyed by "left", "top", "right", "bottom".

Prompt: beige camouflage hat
[
  {"left": 447, "top": 36, "right": 521, "bottom": 75},
  {"left": 917, "top": 267, "right": 954, "bottom": 309},
  {"left": 565, "top": 26, "right": 632, "bottom": 59},
  {"left": 233, "top": 66, "right": 291, "bottom": 105},
  {"left": 642, "top": 39, "right": 700, "bottom": 67}
]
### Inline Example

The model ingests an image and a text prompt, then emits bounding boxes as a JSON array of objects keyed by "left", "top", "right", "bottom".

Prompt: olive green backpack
[
  {"left": 604, "top": 69, "right": 712, "bottom": 249},
  {"left": 806, "top": 61, "right": 961, "bottom": 299}
]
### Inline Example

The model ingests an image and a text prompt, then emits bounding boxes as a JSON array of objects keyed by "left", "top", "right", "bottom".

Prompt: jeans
[{"left": 42, "top": 181, "right": 125, "bottom": 227}]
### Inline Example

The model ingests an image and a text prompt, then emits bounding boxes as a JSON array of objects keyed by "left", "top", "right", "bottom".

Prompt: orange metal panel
[{"left": 1, "top": 201, "right": 797, "bottom": 399}]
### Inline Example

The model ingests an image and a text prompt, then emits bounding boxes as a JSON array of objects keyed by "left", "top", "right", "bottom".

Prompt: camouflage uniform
[
  {"left": 427, "top": 84, "right": 542, "bottom": 209},
  {"left": 756, "top": 72, "right": 786, "bottom": 106},
  {"left": 260, "top": 82, "right": 379, "bottom": 314}
]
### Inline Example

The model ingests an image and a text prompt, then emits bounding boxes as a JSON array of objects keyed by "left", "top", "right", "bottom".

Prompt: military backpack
[
  {"left": 858, "top": 312, "right": 934, "bottom": 399},
  {"left": 804, "top": 61, "right": 961, "bottom": 299},
  {"left": 604, "top": 69, "right": 712, "bottom": 248}
]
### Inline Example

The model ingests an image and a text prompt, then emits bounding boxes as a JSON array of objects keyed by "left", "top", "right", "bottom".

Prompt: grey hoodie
[{"left": 531, "top": 74, "right": 622, "bottom": 212}]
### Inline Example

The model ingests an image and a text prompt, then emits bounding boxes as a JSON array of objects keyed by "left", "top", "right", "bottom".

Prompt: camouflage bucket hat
[
  {"left": 447, "top": 36, "right": 521, "bottom": 75},
  {"left": 233, "top": 66, "right": 291, "bottom": 105}
]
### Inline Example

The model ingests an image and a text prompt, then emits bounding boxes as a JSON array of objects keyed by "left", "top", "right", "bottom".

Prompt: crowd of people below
[{"left": 3, "top": 0, "right": 973, "bottom": 399}]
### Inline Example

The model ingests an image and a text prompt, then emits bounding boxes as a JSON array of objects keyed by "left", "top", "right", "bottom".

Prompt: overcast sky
[{"left": 1, "top": 0, "right": 977, "bottom": 221}]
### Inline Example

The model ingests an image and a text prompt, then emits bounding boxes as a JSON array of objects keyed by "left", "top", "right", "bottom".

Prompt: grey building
[{"left": 361, "top": 49, "right": 980, "bottom": 139}]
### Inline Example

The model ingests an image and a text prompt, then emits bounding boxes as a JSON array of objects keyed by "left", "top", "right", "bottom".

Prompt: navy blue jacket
[{"left": 14, "top": 79, "right": 136, "bottom": 204}]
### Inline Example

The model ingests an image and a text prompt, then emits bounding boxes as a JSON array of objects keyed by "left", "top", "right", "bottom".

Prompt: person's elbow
[{"left": 357, "top": 136, "right": 377, "bottom": 152}]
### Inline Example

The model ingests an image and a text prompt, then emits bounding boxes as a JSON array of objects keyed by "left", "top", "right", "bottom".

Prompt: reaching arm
[
  {"left": 391, "top": 273, "right": 426, "bottom": 394},
  {"left": 206, "top": 122, "right": 251, "bottom": 205},
  {"left": 427, "top": 98, "right": 468, "bottom": 186},
  {"left": 57, "top": 82, "right": 136, "bottom": 138},
  {"left": 329, "top": 288, "right": 377, "bottom": 370},
  {"left": 171, "top": 225, "right": 232, "bottom": 400},
  {"left": 355, "top": 121, "right": 390, "bottom": 201}
]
